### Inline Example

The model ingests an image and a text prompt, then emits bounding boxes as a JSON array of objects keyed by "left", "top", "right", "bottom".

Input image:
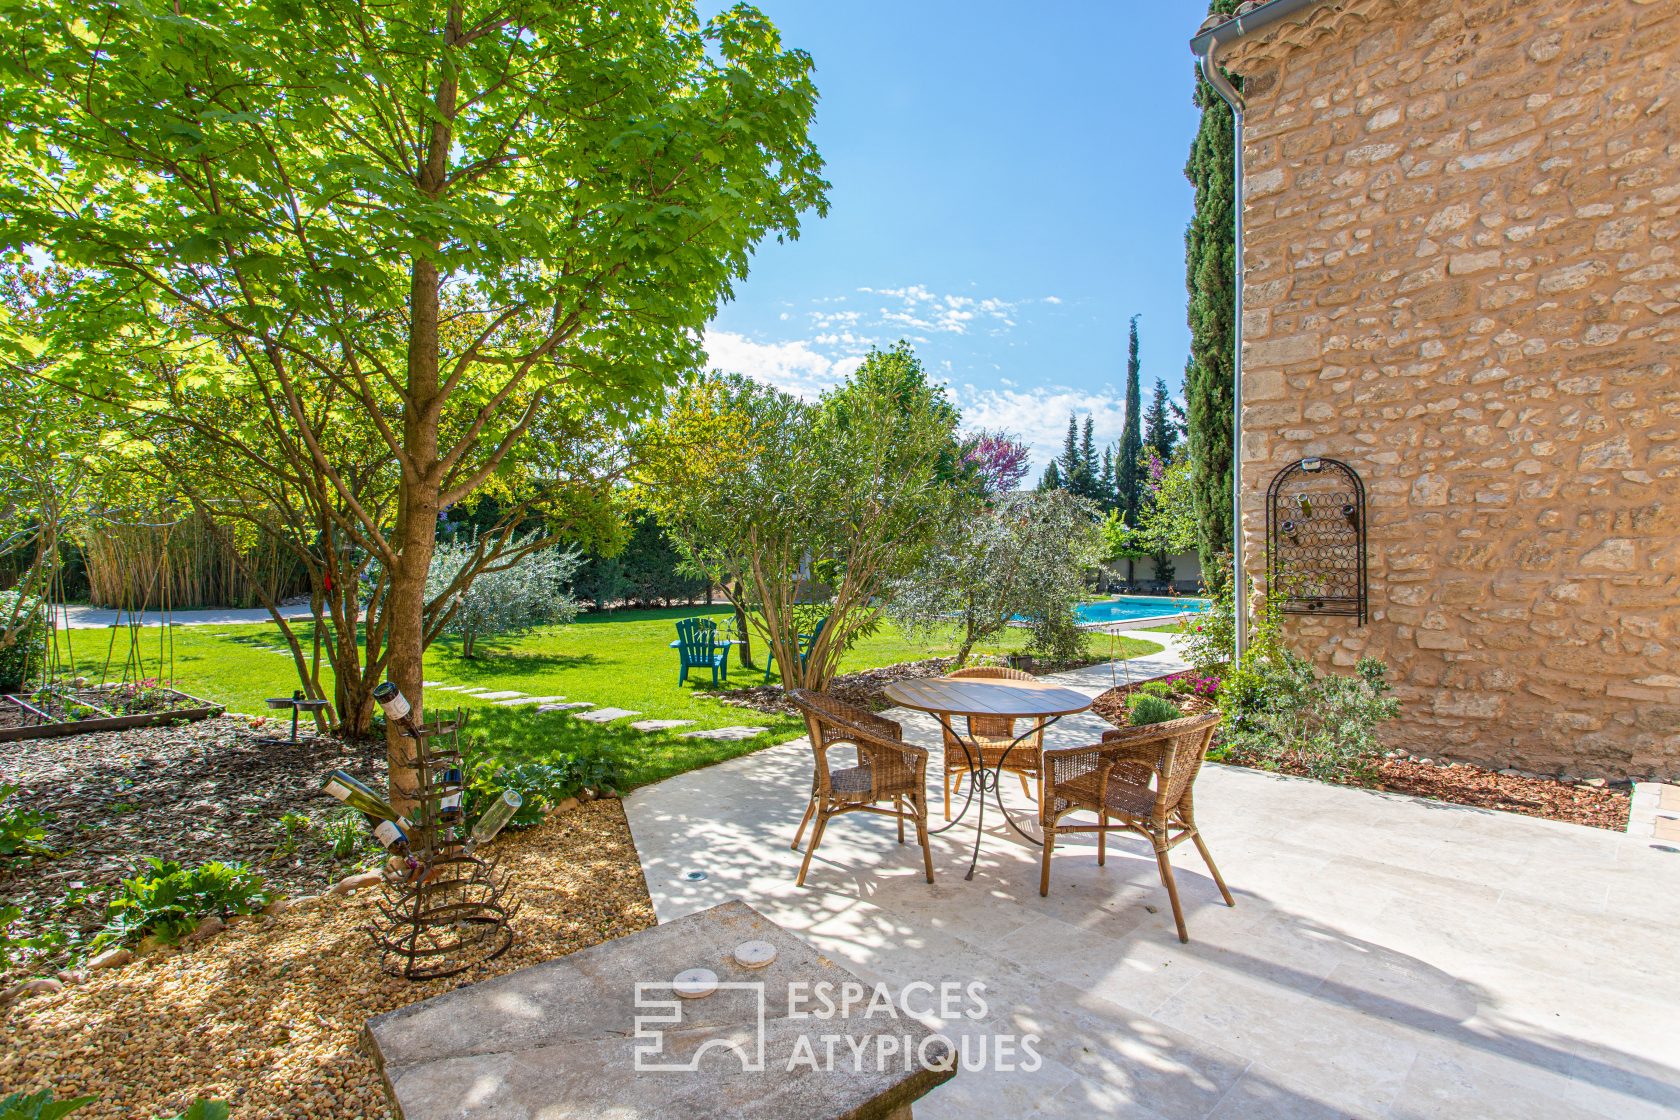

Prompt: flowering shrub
[{"left": 1218, "top": 655, "right": 1399, "bottom": 782}]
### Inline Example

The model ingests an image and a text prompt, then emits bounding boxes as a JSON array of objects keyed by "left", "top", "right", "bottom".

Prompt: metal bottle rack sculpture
[
  {"left": 1266, "top": 457, "right": 1368, "bottom": 624},
  {"left": 369, "top": 711, "right": 518, "bottom": 980}
]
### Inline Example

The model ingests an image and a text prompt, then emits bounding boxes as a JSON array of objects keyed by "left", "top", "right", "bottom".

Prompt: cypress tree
[
  {"left": 1144, "top": 378, "right": 1179, "bottom": 461},
  {"left": 1185, "top": 0, "right": 1239, "bottom": 572},
  {"left": 1079, "top": 416, "right": 1098, "bottom": 499},
  {"left": 1056, "top": 413, "right": 1081, "bottom": 490},
  {"left": 1116, "top": 315, "right": 1145, "bottom": 525},
  {"left": 1038, "top": 459, "right": 1062, "bottom": 491}
]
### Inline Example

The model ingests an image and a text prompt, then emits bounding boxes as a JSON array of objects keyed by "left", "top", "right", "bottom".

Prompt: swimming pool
[{"left": 1073, "top": 596, "right": 1210, "bottom": 625}]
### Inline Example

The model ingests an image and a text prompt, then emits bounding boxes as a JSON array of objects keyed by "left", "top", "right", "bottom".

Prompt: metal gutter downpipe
[{"left": 1197, "top": 34, "right": 1248, "bottom": 667}]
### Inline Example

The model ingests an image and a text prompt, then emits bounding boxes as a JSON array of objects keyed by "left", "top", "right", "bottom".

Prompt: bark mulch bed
[
  {"left": 1089, "top": 681, "right": 1632, "bottom": 832},
  {"left": 0, "top": 799, "right": 655, "bottom": 1119},
  {"left": 2, "top": 715, "right": 392, "bottom": 980}
]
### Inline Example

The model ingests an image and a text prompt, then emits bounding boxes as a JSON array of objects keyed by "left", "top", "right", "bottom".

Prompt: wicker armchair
[
  {"left": 787, "top": 689, "right": 934, "bottom": 887},
  {"left": 1038, "top": 710, "right": 1233, "bottom": 942},
  {"left": 936, "top": 666, "right": 1046, "bottom": 819}
]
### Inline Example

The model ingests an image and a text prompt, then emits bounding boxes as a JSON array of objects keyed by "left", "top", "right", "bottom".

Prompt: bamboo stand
[{"left": 368, "top": 711, "right": 517, "bottom": 980}]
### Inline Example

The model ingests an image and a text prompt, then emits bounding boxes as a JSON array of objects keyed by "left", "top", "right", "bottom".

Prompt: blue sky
[{"left": 699, "top": 1, "right": 1213, "bottom": 473}]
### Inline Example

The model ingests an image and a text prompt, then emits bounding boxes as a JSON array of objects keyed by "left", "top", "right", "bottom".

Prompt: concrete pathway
[{"left": 625, "top": 705, "right": 1680, "bottom": 1118}]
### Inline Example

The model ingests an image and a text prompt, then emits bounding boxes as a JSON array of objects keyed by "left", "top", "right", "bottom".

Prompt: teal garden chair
[{"left": 673, "top": 617, "right": 730, "bottom": 686}]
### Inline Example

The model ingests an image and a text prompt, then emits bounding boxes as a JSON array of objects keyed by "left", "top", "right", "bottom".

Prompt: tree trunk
[
  {"left": 731, "top": 579, "right": 754, "bottom": 668},
  {"left": 384, "top": 2, "right": 459, "bottom": 813}
]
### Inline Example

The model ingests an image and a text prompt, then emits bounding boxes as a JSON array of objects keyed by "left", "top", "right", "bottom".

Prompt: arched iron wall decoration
[{"left": 1266, "top": 457, "right": 1367, "bottom": 624}]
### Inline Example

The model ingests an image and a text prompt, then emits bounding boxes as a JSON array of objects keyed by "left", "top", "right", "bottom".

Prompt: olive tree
[
  {"left": 639, "top": 344, "right": 972, "bottom": 690},
  {"left": 889, "top": 488, "right": 1102, "bottom": 667},
  {"left": 1, "top": 0, "right": 826, "bottom": 805},
  {"left": 426, "top": 532, "right": 582, "bottom": 658}
]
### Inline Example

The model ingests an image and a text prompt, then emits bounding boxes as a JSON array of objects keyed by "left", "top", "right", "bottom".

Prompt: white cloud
[
  {"left": 701, "top": 330, "right": 864, "bottom": 399},
  {"left": 958, "top": 385, "right": 1129, "bottom": 472},
  {"left": 1042, "top": 295, "right": 1063, "bottom": 305}
]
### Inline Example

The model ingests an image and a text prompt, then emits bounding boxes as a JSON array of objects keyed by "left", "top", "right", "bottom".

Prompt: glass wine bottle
[
  {"left": 371, "top": 817, "right": 412, "bottom": 856},
  {"left": 321, "top": 769, "right": 407, "bottom": 824},
  {"left": 372, "top": 681, "right": 424, "bottom": 738},
  {"left": 466, "top": 790, "right": 522, "bottom": 852},
  {"left": 436, "top": 767, "right": 465, "bottom": 825}
]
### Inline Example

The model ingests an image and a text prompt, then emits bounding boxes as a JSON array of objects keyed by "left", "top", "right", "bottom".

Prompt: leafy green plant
[
  {"left": 1127, "top": 693, "right": 1183, "bottom": 726},
  {"left": 160, "top": 1100, "right": 230, "bottom": 1120},
  {"left": 0, "top": 592, "right": 44, "bottom": 694},
  {"left": 1218, "top": 654, "right": 1400, "bottom": 782},
  {"left": 0, "top": 785, "right": 52, "bottom": 858},
  {"left": 99, "top": 858, "right": 271, "bottom": 947},
  {"left": 270, "top": 810, "right": 313, "bottom": 859},
  {"left": 0, "top": 1090, "right": 97, "bottom": 1120},
  {"left": 320, "top": 809, "right": 367, "bottom": 862},
  {"left": 474, "top": 750, "right": 624, "bottom": 829},
  {"left": 25, "top": 683, "right": 101, "bottom": 722}
]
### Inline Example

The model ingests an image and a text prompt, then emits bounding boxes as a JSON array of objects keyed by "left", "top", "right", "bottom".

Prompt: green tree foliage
[
  {"left": 572, "top": 512, "right": 709, "bottom": 610},
  {"left": 1102, "top": 447, "right": 1196, "bottom": 586},
  {"left": 426, "top": 532, "right": 582, "bottom": 658},
  {"left": 639, "top": 344, "right": 969, "bottom": 690},
  {"left": 1038, "top": 459, "right": 1063, "bottom": 491},
  {"left": 1117, "top": 315, "right": 1145, "bottom": 525},
  {"left": 1144, "top": 378, "right": 1181, "bottom": 462},
  {"left": 888, "top": 488, "right": 1103, "bottom": 667},
  {"left": 1186, "top": 0, "right": 1240, "bottom": 573},
  {"left": 0, "top": 0, "right": 827, "bottom": 804}
]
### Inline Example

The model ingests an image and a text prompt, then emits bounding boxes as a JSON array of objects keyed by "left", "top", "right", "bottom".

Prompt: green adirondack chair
[
  {"left": 764, "top": 616, "right": 827, "bottom": 684},
  {"left": 673, "top": 617, "right": 730, "bottom": 686}
]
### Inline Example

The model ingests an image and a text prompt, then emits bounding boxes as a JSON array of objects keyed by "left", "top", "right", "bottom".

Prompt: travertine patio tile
[
  {"left": 624, "top": 725, "right": 1680, "bottom": 1120},
  {"left": 677, "top": 725, "right": 766, "bottom": 740}
]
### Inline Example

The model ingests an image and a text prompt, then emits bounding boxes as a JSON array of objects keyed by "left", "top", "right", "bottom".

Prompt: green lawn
[{"left": 54, "top": 606, "right": 1161, "bottom": 790}]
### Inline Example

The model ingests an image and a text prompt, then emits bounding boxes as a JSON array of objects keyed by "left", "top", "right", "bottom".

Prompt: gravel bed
[
  {"left": 2, "top": 716, "right": 388, "bottom": 980},
  {"left": 0, "top": 799, "right": 656, "bottom": 1118},
  {"left": 1089, "top": 684, "right": 1631, "bottom": 831}
]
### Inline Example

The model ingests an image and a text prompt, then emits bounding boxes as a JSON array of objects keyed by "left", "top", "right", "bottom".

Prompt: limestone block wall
[{"left": 1224, "top": 0, "right": 1680, "bottom": 777}]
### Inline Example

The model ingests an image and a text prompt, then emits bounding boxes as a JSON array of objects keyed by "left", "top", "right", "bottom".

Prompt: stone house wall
[{"left": 1222, "top": 0, "right": 1679, "bottom": 778}]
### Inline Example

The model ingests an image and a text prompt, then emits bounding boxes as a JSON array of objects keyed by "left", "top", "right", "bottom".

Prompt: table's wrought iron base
[{"left": 926, "top": 713, "right": 1062, "bottom": 880}]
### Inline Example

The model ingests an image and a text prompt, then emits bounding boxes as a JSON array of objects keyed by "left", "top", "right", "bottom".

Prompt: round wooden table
[{"left": 883, "top": 676, "right": 1093, "bottom": 880}]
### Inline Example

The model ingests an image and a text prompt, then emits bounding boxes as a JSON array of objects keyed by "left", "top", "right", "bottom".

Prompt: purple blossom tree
[{"left": 963, "top": 430, "right": 1032, "bottom": 496}]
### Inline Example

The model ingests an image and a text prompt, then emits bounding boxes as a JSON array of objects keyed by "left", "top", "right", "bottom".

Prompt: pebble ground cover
[{"left": 0, "top": 799, "right": 654, "bottom": 1118}]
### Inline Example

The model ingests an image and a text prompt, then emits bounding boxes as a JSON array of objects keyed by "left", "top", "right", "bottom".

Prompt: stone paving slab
[
  {"left": 677, "top": 725, "right": 767, "bottom": 741},
  {"left": 626, "top": 732, "right": 1680, "bottom": 1120},
  {"left": 364, "top": 901, "right": 955, "bottom": 1119},
  {"left": 537, "top": 702, "right": 593, "bottom": 712},
  {"left": 573, "top": 707, "right": 640, "bottom": 723},
  {"left": 1629, "top": 782, "right": 1680, "bottom": 848},
  {"left": 472, "top": 690, "right": 527, "bottom": 701},
  {"left": 629, "top": 719, "right": 697, "bottom": 732},
  {"left": 494, "top": 695, "right": 568, "bottom": 707}
]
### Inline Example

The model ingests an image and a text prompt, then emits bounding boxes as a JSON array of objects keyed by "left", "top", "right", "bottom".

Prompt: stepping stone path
[
  {"left": 628, "top": 719, "right": 696, "bottom": 732},
  {"left": 396, "top": 683, "right": 765, "bottom": 741},
  {"left": 678, "top": 726, "right": 768, "bottom": 741},
  {"left": 572, "top": 707, "right": 640, "bottom": 724}
]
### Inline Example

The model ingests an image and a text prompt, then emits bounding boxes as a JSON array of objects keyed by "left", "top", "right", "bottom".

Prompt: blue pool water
[{"left": 1073, "top": 596, "right": 1210, "bottom": 625}]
